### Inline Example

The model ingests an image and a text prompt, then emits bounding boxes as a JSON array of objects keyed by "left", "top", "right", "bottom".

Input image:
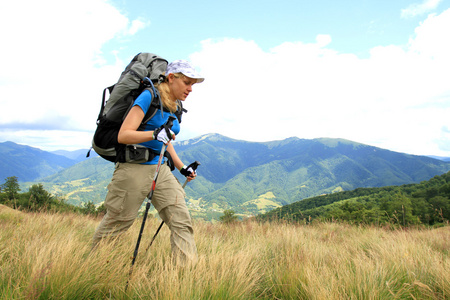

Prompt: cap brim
[{"left": 182, "top": 72, "right": 204, "bottom": 83}]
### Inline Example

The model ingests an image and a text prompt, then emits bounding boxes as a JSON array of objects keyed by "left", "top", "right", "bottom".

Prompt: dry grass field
[{"left": 1, "top": 204, "right": 448, "bottom": 299}]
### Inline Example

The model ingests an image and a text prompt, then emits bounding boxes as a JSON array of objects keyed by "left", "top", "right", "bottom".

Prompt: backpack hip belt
[{"left": 117, "top": 144, "right": 175, "bottom": 170}]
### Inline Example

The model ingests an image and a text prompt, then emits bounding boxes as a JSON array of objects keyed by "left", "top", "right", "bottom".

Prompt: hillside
[
  {"left": 51, "top": 149, "right": 94, "bottom": 162},
  {"left": 174, "top": 134, "right": 450, "bottom": 213},
  {"left": 259, "top": 171, "right": 450, "bottom": 225},
  {"left": 0, "top": 141, "right": 78, "bottom": 182},
  {"left": 13, "top": 134, "right": 450, "bottom": 219}
]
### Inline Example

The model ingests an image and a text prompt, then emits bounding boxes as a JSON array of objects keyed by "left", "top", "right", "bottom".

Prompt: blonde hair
[{"left": 156, "top": 73, "right": 184, "bottom": 113}]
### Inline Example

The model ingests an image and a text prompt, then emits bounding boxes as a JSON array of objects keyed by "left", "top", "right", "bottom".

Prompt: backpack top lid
[{"left": 103, "top": 53, "right": 168, "bottom": 117}]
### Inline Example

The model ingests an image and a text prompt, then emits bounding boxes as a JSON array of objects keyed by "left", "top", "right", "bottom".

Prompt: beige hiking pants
[{"left": 92, "top": 162, "right": 197, "bottom": 263}]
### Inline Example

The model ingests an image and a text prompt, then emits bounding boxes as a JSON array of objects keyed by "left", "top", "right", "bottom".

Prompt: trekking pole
[
  {"left": 145, "top": 161, "right": 201, "bottom": 252},
  {"left": 125, "top": 116, "right": 176, "bottom": 292}
]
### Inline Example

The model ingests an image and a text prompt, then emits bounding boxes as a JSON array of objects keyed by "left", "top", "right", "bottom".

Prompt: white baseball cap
[{"left": 165, "top": 60, "right": 205, "bottom": 83}]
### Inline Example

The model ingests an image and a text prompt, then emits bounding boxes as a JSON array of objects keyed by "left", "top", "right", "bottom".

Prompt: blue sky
[
  {"left": 0, "top": 0, "right": 449, "bottom": 157},
  {"left": 105, "top": 0, "right": 439, "bottom": 59}
]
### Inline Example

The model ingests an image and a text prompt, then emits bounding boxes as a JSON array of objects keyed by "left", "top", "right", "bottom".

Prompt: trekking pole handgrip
[
  {"left": 165, "top": 116, "right": 176, "bottom": 128},
  {"left": 191, "top": 161, "right": 201, "bottom": 171},
  {"left": 182, "top": 161, "right": 200, "bottom": 188}
]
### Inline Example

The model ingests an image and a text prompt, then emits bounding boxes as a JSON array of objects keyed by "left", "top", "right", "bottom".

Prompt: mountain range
[
  {"left": 1, "top": 135, "right": 450, "bottom": 218},
  {"left": 0, "top": 141, "right": 83, "bottom": 182}
]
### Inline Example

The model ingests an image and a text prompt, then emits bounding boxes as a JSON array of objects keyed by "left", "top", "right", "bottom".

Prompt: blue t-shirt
[{"left": 133, "top": 89, "right": 180, "bottom": 165}]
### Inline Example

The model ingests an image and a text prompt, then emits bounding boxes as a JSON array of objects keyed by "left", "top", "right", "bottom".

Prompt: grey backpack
[{"left": 89, "top": 53, "right": 172, "bottom": 163}]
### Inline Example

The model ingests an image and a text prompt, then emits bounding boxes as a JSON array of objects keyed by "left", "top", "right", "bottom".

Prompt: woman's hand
[
  {"left": 153, "top": 124, "right": 175, "bottom": 144},
  {"left": 180, "top": 162, "right": 199, "bottom": 181}
]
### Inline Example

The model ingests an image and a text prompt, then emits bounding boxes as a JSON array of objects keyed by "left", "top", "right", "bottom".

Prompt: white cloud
[
  {"left": 437, "top": 126, "right": 450, "bottom": 151},
  {"left": 0, "top": 2, "right": 449, "bottom": 157},
  {"left": 315, "top": 34, "right": 332, "bottom": 47},
  {"left": 401, "top": 0, "right": 443, "bottom": 18},
  {"left": 408, "top": 9, "right": 450, "bottom": 61},
  {"left": 127, "top": 19, "right": 149, "bottom": 35},
  {"left": 185, "top": 9, "right": 450, "bottom": 156},
  {"left": 0, "top": 0, "right": 145, "bottom": 151},
  {"left": 0, "top": 129, "right": 93, "bottom": 152}
]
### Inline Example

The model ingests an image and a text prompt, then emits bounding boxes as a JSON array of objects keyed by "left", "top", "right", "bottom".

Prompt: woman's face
[{"left": 168, "top": 74, "right": 197, "bottom": 101}]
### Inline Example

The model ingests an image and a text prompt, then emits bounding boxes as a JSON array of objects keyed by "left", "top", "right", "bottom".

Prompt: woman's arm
[
  {"left": 166, "top": 142, "right": 184, "bottom": 171},
  {"left": 117, "top": 106, "right": 154, "bottom": 144},
  {"left": 166, "top": 142, "right": 196, "bottom": 181}
]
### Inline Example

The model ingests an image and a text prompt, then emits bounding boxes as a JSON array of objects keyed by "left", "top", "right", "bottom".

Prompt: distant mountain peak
[
  {"left": 0, "top": 141, "right": 79, "bottom": 182},
  {"left": 176, "top": 133, "right": 232, "bottom": 146},
  {"left": 314, "top": 137, "right": 366, "bottom": 148}
]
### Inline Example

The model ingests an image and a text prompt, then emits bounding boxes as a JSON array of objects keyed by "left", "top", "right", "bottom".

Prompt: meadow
[{"left": 1, "top": 204, "right": 448, "bottom": 299}]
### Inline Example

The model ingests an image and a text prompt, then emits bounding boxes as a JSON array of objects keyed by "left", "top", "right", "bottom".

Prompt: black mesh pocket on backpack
[{"left": 124, "top": 145, "right": 154, "bottom": 164}]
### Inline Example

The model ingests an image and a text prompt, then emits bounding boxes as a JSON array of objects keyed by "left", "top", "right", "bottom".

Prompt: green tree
[
  {"left": 96, "top": 203, "right": 107, "bottom": 216},
  {"left": 82, "top": 201, "right": 97, "bottom": 216},
  {"left": 387, "top": 193, "right": 415, "bottom": 226},
  {"left": 29, "top": 183, "right": 54, "bottom": 207},
  {"left": 220, "top": 209, "right": 238, "bottom": 224},
  {"left": 429, "top": 196, "right": 449, "bottom": 222},
  {"left": 1, "top": 176, "right": 21, "bottom": 205}
]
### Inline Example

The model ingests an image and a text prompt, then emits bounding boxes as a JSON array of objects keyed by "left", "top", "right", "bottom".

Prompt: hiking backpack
[{"left": 88, "top": 52, "right": 185, "bottom": 164}]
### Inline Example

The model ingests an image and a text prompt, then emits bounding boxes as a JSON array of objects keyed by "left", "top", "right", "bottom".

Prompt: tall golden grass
[{"left": 1, "top": 204, "right": 448, "bottom": 299}]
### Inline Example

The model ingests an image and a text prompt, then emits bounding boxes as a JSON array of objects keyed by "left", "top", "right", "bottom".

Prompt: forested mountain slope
[
  {"left": 258, "top": 171, "right": 450, "bottom": 225},
  {"left": 12, "top": 134, "right": 449, "bottom": 217}
]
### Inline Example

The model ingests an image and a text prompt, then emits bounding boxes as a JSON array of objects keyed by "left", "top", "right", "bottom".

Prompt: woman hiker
[{"left": 91, "top": 60, "right": 204, "bottom": 264}]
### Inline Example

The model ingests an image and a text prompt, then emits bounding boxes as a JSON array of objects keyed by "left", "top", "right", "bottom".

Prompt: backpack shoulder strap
[
  {"left": 175, "top": 100, "right": 187, "bottom": 123},
  {"left": 97, "top": 84, "right": 115, "bottom": 122},
  {"left": 139, "top": 88, "right": 187, "bottom": 129},
  {"left": 138, "top": 88, "right": 161, "bottom": 130}
]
